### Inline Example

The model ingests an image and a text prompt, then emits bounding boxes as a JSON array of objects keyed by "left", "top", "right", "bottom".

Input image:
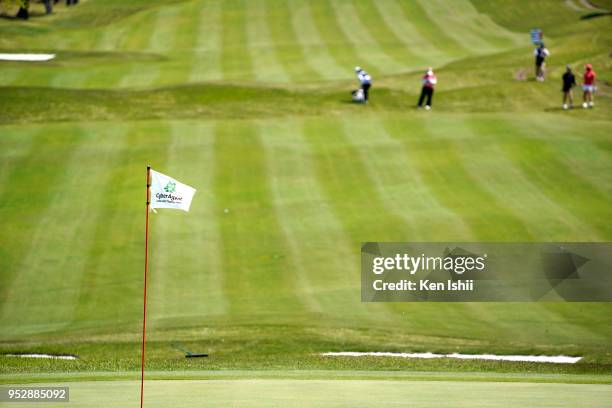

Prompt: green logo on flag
[{"left": 164, "top": 181, "right": 176, "bottom": 193}]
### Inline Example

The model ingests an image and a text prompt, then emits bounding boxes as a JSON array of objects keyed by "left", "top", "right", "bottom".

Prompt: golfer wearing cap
[
  {"left": 561, "top": 65, "right": 576, "bottom": 110},
  {"left": 417, "top": 67, "right": 437, "bottom": 110},
  {"left": 355, "top": 66, "right": 372, "bottom": 103},
  {"left": 534, "top": 43, "right": 550, "bottom": 82},
  {"left": 582, "top": 64, "right": 596, "bottom": 108}
]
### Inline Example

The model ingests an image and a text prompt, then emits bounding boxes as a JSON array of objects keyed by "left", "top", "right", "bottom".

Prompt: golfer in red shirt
[
  {"left": 417, "top": 68, "right": 437, "bottom": 110},
  {"left": 582, "top": 64, "right": 596, "bottom": 108}
]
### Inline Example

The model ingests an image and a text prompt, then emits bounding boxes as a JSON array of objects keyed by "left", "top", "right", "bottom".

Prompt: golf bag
[{"left": 352, "top": 88, "right": 365, "bottom": 103}]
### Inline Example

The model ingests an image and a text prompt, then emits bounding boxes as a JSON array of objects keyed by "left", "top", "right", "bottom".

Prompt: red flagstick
[{"left": 141, "top": 166, "right": 151, "bottom": 408}]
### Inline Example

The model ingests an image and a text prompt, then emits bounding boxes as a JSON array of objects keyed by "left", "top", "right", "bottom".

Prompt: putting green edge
[{"left": 2, "top": 370, "right": 611, "bottom": 385}]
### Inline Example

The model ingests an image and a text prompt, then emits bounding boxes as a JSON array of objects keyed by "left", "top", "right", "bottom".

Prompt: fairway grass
[
  {"left": 1, "top": 0, "right": 611, "bottom": 399},
  {"left": 0, "top": 0, "right": 524, "bottom": 88}
]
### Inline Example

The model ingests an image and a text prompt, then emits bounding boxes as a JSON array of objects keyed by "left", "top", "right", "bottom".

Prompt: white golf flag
[{"left": 150, "top": 169, "right": 196, "bottom": 212}]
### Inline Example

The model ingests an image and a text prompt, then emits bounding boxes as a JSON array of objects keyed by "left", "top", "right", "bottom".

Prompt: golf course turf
[{"left": 0, "top": 0, "right": 611, "bottom": 406}]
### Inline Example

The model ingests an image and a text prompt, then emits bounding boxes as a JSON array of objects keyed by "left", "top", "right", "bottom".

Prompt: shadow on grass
[
  {"left": 543, "top": 106, "right": 592, "bottom": 113},
  {"left": 544, "top": 106, "right": 567, "bottom": 112},
  {"left": 339, "top": 100, "right": 371, "bottom": 105},
  {"left": 0, "top": 11, "right": 48, "bottom": 21},
  {"left": 580, "top": 11, "right": 612, "bottom": 19}
]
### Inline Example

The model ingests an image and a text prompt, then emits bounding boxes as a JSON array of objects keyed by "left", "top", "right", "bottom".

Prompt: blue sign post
[{"left": 530, "top": 28, "right": 543, "bottom": 45}]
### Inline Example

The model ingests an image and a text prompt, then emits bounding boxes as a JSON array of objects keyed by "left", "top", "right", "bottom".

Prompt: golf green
[{"left": 3, "top": 376, "right": 612, "bottom": 408}]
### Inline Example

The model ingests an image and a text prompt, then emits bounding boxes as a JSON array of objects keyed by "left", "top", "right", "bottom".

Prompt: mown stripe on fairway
[
  {"left": 394, "top": 0, "right": 467, "bottom": 56},
  {"left": 461, "top": 117, "right": 603, "bottom": 241},
  {"left": 339, "top": 117, "right": 488, "bottom": 333},
  {"left": 86, "top": 8, "right": 161, "bottom": 89},
  {"left": 0, "top": 127, "right": 37, "bottom": 196},
  {"left": 148, "top": 2, "right": 194, "bottom": 53},
  {"left": 0, "top": 68, "right": 22, "bottom": 86},
  {"left": 329, "top": 0, "right": 405, "bottom": 74},
  {"left": 75, "top": 25, "right": 107, "bottom": 53},
  {"left": 27, "top": 17, "right": 99, "bottom": 53},
  {"left": 170, "top": 1, "right": 203, "bottom": 54},
  {"left": 501, "top": 122, "right": 612, "bottom": 238},
  {"left": 352, "top": 0, "right": 429, "bottom": 69},
  {"left": 118, "top": 1, "right": 189, "bottom": 88},
  {"left": 555, "top": 138, "right": 612, "bottom": 200},
  {"left": 119, "top": 63, "right": 162, "bottom": 89},
  {"left": 72, "top": 122, "right": 172, "bottom": 329},
  {"left": 286, "top": 0, "right": 346, "bottom": 81},
  {"left": 462, "top": 301, "right": 611, "bottom": 347},
  {"left": 190, "top": 0, "right": 223, "bottom": 82},
  {"left": 220, "top": 0, "right": 253, "bottom": 81},
  {"left": 149, "top": 122, "right": 227, "bottom": 325},
  {"left": 343, "top": 118, "right": 472, "bottom": 241},
  {"left": 259, "top": 121, "right": 322, "bottom": 312},
  {"left": 80, "top": 63, "right": 137, "bottom": 90},
  {"left": 119, "top": 3, "right": 184, "bottom": 88},
  {"left": 511, "top": 116, "right": 612, "bottom": 201},
  {"left": 0, "top": 127, "right": 39, "bottom": 308},
  {"left": 159, "top": 0, "right": 207, "bottom": 86},
  {"left": 213, "top": 121, "right": 304, "bottom": 316},
  {"left": 245, "top": 0, "right": 291, "bottom": 83},
  {"left": 388, "top": 116, "right": 533, "bottom": 241},
  {"left": 117, "top": 6, "right": 165, "bottom": 88},
  {"left": 147, "top": 122, "right": 181, "bottom": 323},
  {"left": 374, "top": 0, "right": 461, "bottom": 62},
  {"left": 539, "top": 302, "right": 612, "bottom": 342},
  {"left": 118, "top": 7, "right": 160, "bottom": 51},
  {"left": 97, "top": 20, "right": 130, "bottom": 52},
  {"left": 260, "top": 120, "right": 381, "bottom": 321},
  {"left": 0, "top": 124, "right": 127, "bottom": 336},
  {"left": 50, "top": 69, "right": 92, "bottom": 89},
  {"left": 264, "top": 0, "right": 325, "bottom": 83},
  {"left": 309, "top": 0, "right": 361, "bottom": 75},
  {"left": 416, "top": 0, "right": 520, "bottom": 53},
  {"left": 302, "top": 119, "right": 413, "bottom": 243},
  {"left": 8, "top": 67, "right": 65, "bottom": 88}
]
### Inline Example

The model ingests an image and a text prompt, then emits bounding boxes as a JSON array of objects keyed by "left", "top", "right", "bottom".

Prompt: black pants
[
  {"left": 362, "top": 83, "right": 371, "bottom": 101},
  {"left": 418, "top": 86, "right": 433, "bottom": 107},
  {"left": 16, "top": 7, "right": 29, "bottom": 19},
  {"left": 43, "top": 0, "right": 52, "bottom": 13}
]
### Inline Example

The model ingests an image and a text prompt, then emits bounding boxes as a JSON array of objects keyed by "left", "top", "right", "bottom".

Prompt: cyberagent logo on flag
[
  {"left": 150, "top": 169, "right": 196, "bottom": 212},
  {"left": 164, "top": 180, "right": 176, "bottom": 193}
]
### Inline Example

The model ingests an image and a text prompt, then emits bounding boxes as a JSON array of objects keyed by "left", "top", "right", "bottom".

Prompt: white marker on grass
[
  {"left": 321, "top": 352, "right": 581, "bottom": 364},
  {"left": 0, "top": 53, "right": 56, "bottom": 62},
  {"left": 5, "top": 353, "right": 78, "bottom": 360}
]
